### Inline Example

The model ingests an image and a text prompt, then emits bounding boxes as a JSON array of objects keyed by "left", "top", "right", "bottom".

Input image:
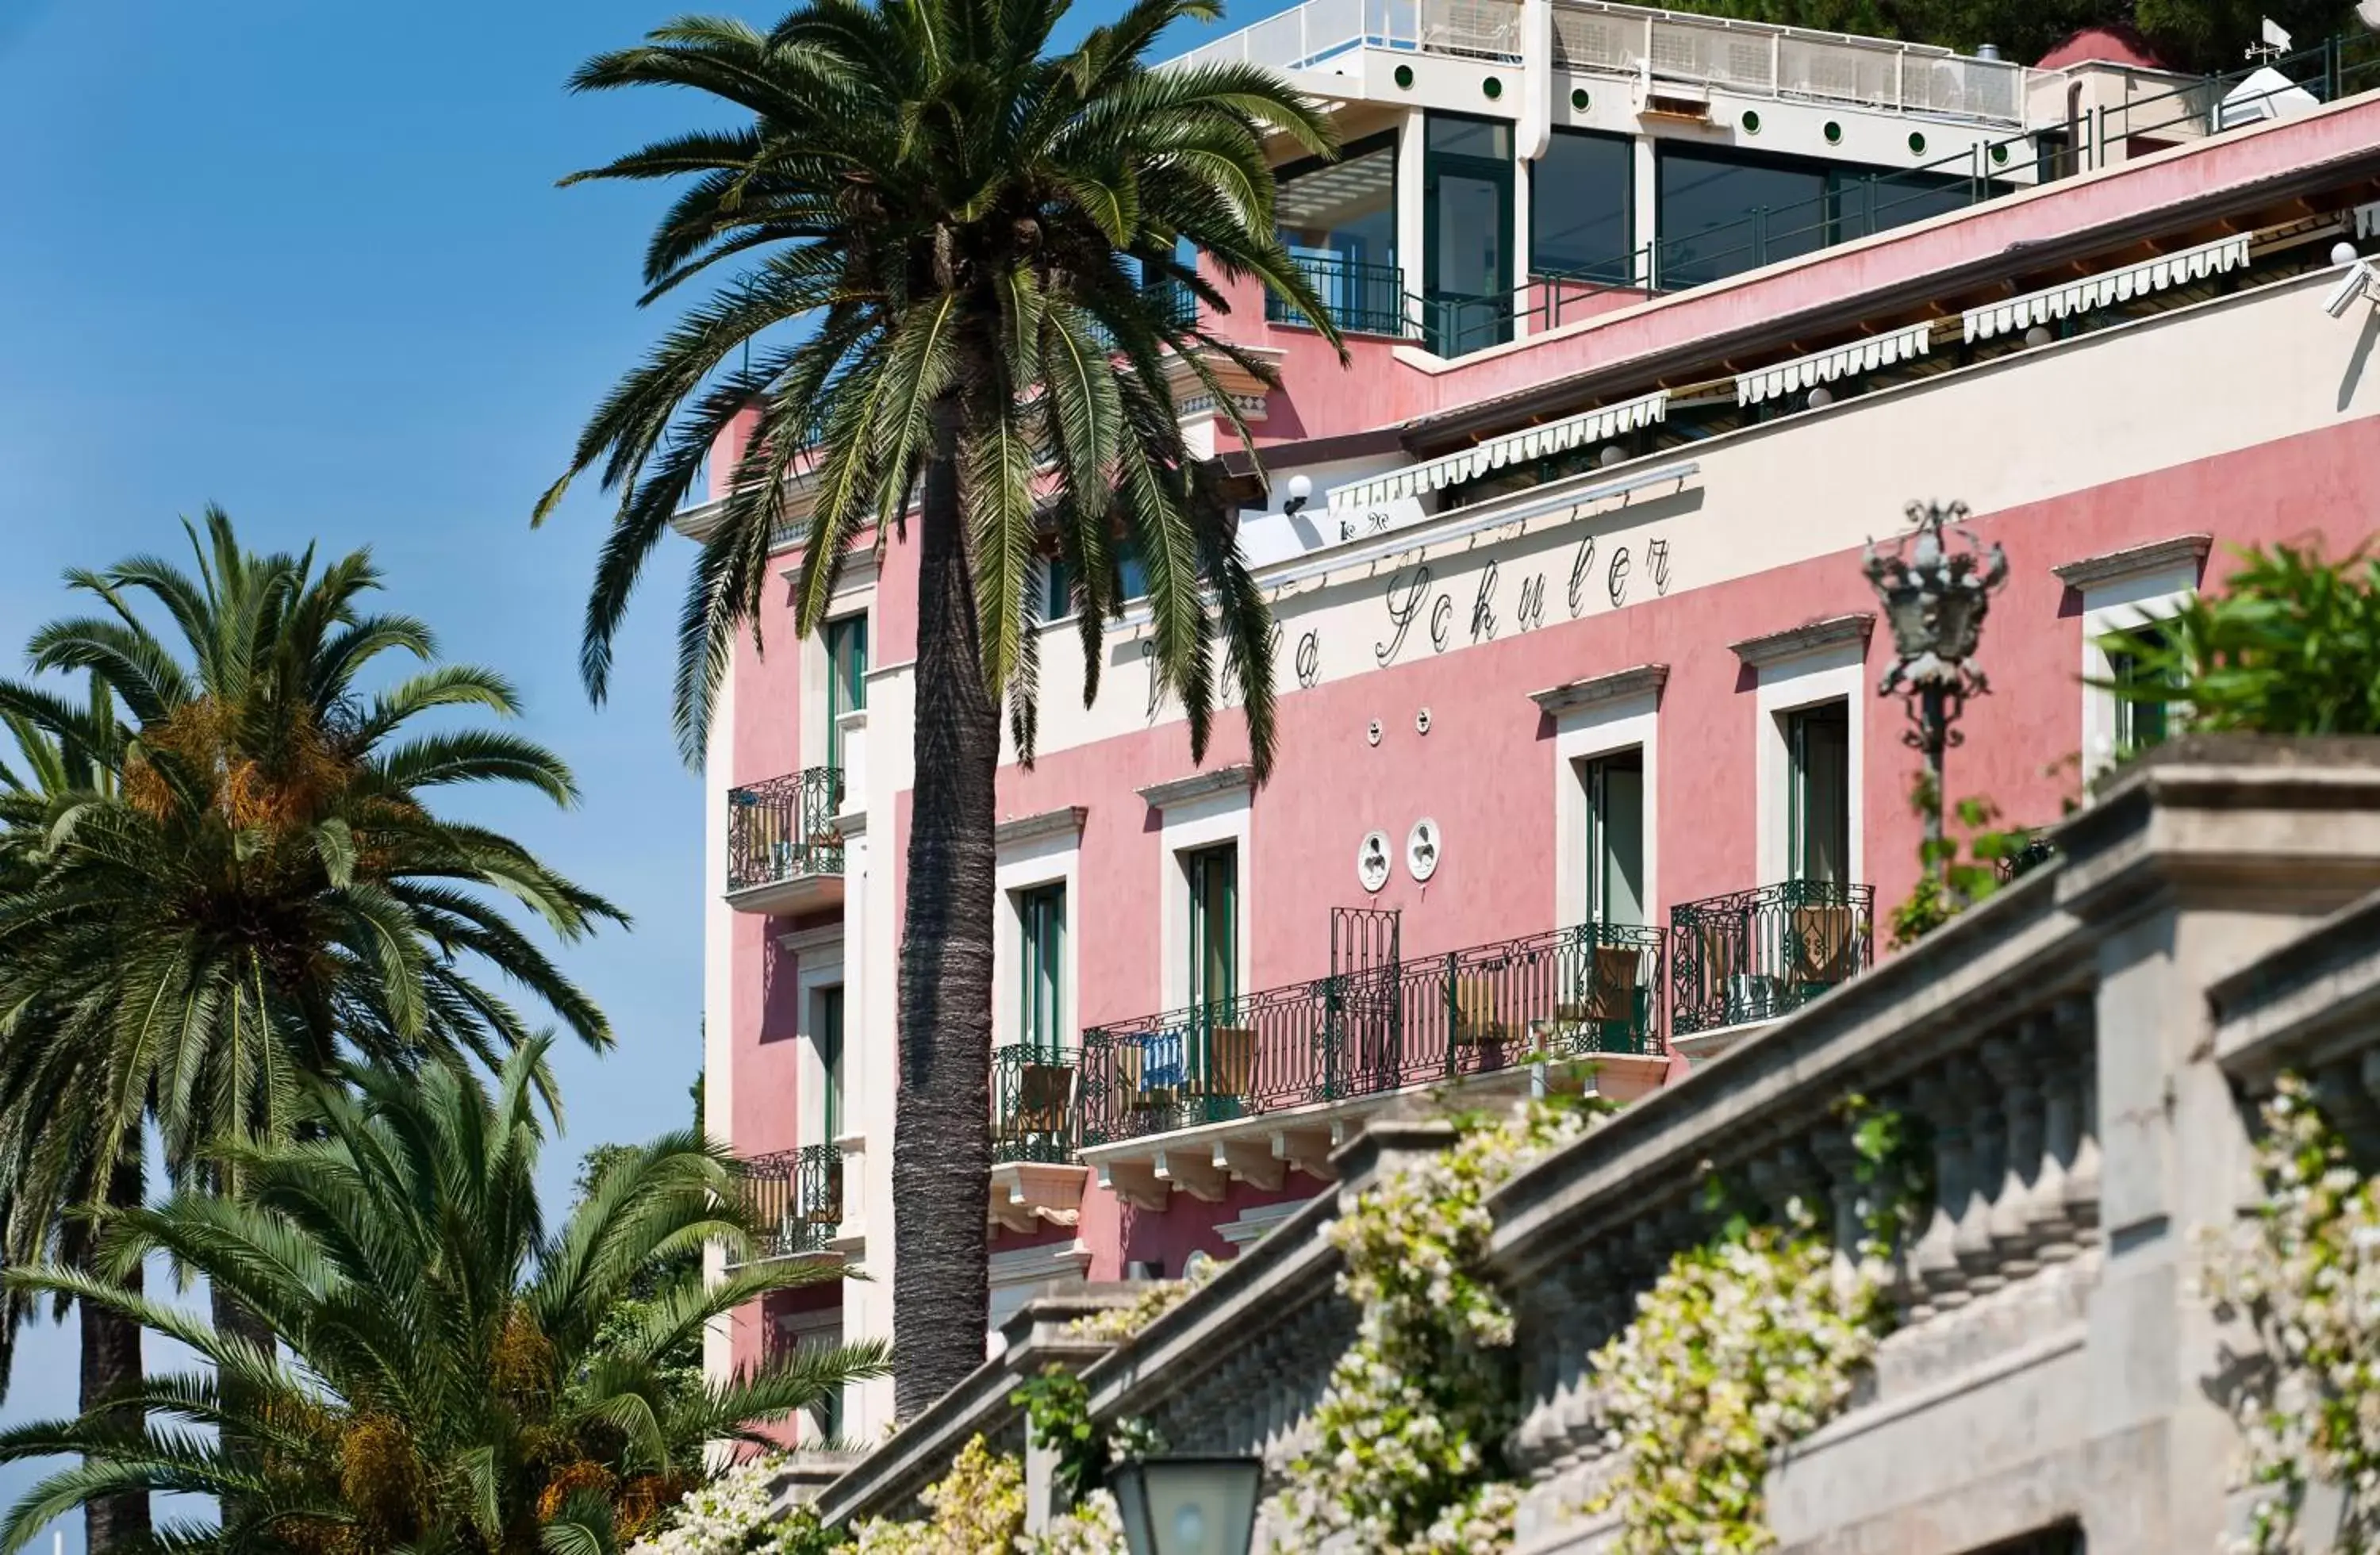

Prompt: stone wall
[{"left": 811, "top": 738, "right": 2380, "bottom": 1553}]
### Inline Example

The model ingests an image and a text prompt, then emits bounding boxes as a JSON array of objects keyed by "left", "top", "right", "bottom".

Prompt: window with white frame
[
  {"left": 2058, "top": 535, "right": 2209, "bottom": 782},
  {"left": 1785, "top": 701, "right": 1852, "bottom": 885},
  {"left": 1582, "top": 748, "right": 1647, "bottom": 924}
]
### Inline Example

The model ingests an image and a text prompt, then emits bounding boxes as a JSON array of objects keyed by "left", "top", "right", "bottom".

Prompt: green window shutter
[
  {"left": 819, "top": 986, "right": 844, "bottom": 1141},
  {"left": 1018, "top": 884, "right": 1066, "bottom": 1058},
  {"left": 824, "top": 616, "right": 869, "bottom": 773}
]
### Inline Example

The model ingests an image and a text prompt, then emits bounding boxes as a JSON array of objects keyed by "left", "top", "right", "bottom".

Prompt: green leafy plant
[
  {"left": 1272, "top": 1096, "right": 1603, "bottom": 1553},
  {"left": 2100, "top": 539, "right": 2380, "bottom": 737},
  {"left": 1588, "top": 1101, "right": 1920, "bottom": 1552},
  {"left": 1011, "top": 1367, "right": 1102, "bottom": 1506},
  {"left": 2203, "top": 1073, "right": 2380, "bottom": 1552},
  {"left": 1887, "top": 775, "right": 2035, "bottom": 947}
]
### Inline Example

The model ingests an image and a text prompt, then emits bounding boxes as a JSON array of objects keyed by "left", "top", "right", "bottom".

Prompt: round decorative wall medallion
[
  {"left": 1571, "top": 87, "right": 1589, "bottom": 110},
  {"left": 1406, "top": 818, "right": 1441, "bottom": 883},
  {"left": 1482, "top": 75, "right": 1503, "bottom": 99},
  {"left": 1357, "top": 831, "right": 1392, "bottom": 894},
  {"left": 1740, "top": 109, "right": 1762, "bottom": 134},
  {"left": 1394, "top": 63, "right": 1415, "bottom": 89}
]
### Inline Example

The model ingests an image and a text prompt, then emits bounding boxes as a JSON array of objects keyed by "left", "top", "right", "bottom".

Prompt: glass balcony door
[
  {"left": 824, "top": 613, "right": 868, "bottom": 776},
  {"left": 1018, "top": 882, "right": 1066, "bottom": 1060},
  {"left": 818, "top": 985, "right": 844, "bottom": 1142},
  {"left": 1585, "top": 750, "right": 1646, "bottom": 925},
  {"left": 1787, "top": 702, "right": 1852, "bottom": 885},
  {"left": 1424, "top": 115, "right": 1513, "bottom": 355}
]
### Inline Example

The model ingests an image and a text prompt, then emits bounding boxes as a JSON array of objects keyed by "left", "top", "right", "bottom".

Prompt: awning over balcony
[
  {"left": 1733, "top": 321, "right": 1933, "bottom": 408},
  {"left": 1961, "top": 232, "right": 2251, "bottom": 344},
  {"left": 1326, "top": 390, "right": 1670, "bottom": 513}
]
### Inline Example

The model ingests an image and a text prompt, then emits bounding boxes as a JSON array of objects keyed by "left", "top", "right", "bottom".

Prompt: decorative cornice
[
  {"left": 775, "top": 923, "right": 845, "bottom": 955},
  {"left": 1135, "top": 764, "right": 1255, "bottom": 811},
  {"left": 1529, "top": 663, "right": 1669, "bottom": 719},
  {"left": 994, "top": 805, "right": 1088, "bottom": 849},
  {"left": 2052, "top": 532, "right": 2213, "bottom": 591},
  {"left": 1729, "top": 612, "right": 1875, "bottom": 670}
]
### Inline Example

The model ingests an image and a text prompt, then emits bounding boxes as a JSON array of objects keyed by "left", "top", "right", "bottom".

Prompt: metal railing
[
  {"left": 1171, "top": 0, "right": 2029, "bottom": 128},
  {"left": 2092, "top": 33, "right": 2380, "bottom": 154},
  {"left": 994, "top": 1042, "right": 1080, "bottom": 1164},
  {"left": 1669, "top": 880, "right": 1875, "bottom": 1038},
  {"left": 1268, "top": 252, "right": 1411, "bottom": 336},
  {"left": 727, "top": 766, "right": 846, "bottom": 891},
  {"left": 1075, "top": 921, "right": 1668, "bottom": 1146},
  {"left": 732, "top": 1143, "right": 844, "bottom": 1262}
]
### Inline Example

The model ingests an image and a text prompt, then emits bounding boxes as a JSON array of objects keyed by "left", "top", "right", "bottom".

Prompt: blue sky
[{"left": 0, "top": 0, "right": 1254, "bottom": 1541}]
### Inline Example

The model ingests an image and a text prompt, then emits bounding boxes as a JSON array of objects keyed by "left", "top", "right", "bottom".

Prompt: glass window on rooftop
[
  {"left": 1532, "top": 129, "right": 1633, "bottom": 286},
  {"left": 1656, "top": 147, "right": 1828, "bottom": 291},
  {"left": 1275, "top": 132, "right": 1399, "bottom": 335}
]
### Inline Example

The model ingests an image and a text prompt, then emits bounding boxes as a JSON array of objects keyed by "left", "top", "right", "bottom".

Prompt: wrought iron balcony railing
[
  {"left": 1070, "top": 921, "right": 1667, "bottom": 1147},
  {"left": 1668, "top": 880, "right": 1875, "bottom": 1039},
  {"left": 994, "top": 1042, "right": 1080, "bottom": 1165},
  {"left": 727, "top": 766, "right": 845, "bottom": 892},
  {"left": 1266, "top": 254, "right": 1411, "bottom": 338},
  {"left": 731, "top": 1143, "right": 843, "bottom": 1263}
]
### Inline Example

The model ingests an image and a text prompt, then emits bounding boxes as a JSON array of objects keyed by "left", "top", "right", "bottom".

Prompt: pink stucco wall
[{"left": 974, "top": 414, "right": 2380, "bottom": 1269}]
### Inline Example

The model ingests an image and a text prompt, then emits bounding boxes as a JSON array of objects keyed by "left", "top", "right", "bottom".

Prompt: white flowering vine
[
  {"left": 851, "top": 1434, "right": 1027, "bottom": 1553},
  {"left": 1065, "top": 1257, "right": 1223, "bottom": 1342},
  {"left": 2205, "top": 1071, "right": 2380, "bottom": 1553},
  {"left": 1586, "top": 1208, "right": 1886, "bottom": 1553},
  {"left": 634, "top": 1454, "right": 816, "bottom": 1555},
  {"left": 1271, "top": 1099, "right": 1594, "bottom": 1554}
]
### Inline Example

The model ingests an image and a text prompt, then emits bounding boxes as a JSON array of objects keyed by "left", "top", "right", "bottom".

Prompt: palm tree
[
  {"left": 0, "top": 689, "right": 151, "bottom": 1555},
  {"left": 543, "top": 0, "right": 1342, "bottom": 1413},
  {"left": 0, "top": 1039, "right": 889, "bottom": 1555},
  {"left": 0, "top": 509, "right": 627, "bottom": 1532}
]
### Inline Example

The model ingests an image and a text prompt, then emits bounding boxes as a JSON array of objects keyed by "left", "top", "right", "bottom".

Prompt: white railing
[{"left": 1168, "top": 0, "right": 2029, "bottom": 126}]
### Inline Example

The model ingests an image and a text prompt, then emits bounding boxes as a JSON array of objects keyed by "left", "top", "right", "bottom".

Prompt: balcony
[
  {"left": 1067, "top": 922, "right": 1673, "bottom": 1208},
  {"left": 988, "top": 1044, "right": 1089, "bottom": 1234},
  {"left": 726, "top": 766, "right": 845, "bottom": 915},
  {"left": 731, "top": 1143, "right": 844, "bottom": 1265},
  {"left": 1668, "top": 879, "right": 1875, "bottom": 1049}
]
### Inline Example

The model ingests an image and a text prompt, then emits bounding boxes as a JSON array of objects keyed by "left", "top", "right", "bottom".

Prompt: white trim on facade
[
  {"left": 1548, "top": 671, "right": 1664, "bottom": 930},
  {"left": 1961, "top": 232, "right": 2251, "bottom": 343},
  {"left": 1751, "top": 643, "right": 1868, "bottom": 888},
  {"left": 986, "top": 1239, "right": 1095, "bottom": 1346},
  {"left": 993, "top": 813, "right": 1084, "bottom": 1053},
  {"left": 1734, "top": 321, "right": 1933, "bottom": 407},
  {"left": 2063, "top": 533, "right": 2210, "bottom": 779},
  {"left": 1215, "top": 1200, "right": 1309, "bottom": 1249},
  {"left": 1157, "top": 785, "right": 1253, "bottom": 1014},
  {"left": 701, "top": 664, "right": 738, "bottom": 1401}
]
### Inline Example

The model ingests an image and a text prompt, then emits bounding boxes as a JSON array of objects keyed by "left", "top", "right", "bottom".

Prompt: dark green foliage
[
  {"left": 1887, "top": 777, "right": 2033, "bottom": 949},
  {"left": 0, "top": 1042, "right": 889, "bottom": 1555},
  {"left": 2100, "top": 540, "right": 2380, "bottom": 736}
]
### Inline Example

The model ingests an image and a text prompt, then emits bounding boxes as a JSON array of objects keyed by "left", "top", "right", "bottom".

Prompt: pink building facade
[{"left": 691, "top": 0, "right": 2380, "bottom": 1440}]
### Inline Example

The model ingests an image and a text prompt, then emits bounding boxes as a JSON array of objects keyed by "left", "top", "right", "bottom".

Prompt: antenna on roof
[{"left": 2248, "top": 16, "right": 2291, "bottom": 60}]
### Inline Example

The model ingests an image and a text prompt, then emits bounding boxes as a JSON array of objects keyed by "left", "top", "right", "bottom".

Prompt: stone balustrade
[{"left": 808, "top": 739, "right": 2380, "bottom": 1555}]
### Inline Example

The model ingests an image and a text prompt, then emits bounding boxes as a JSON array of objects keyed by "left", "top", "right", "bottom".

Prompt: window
[
  {"left": 1787, "top": 702, "right": 1852, "bottom": 885},
  {"left": 824, "top": 614, "right": 868, "bottom": 774},
  {"left": 1017, "top": 883, "right": 1066, "bottom": 1056},
  {"left": 1184, "top": 843, "right": 1238, "bottom": 1011},
  {"left": 1042, "top": 539, "right": 1146, "bottom": 620},
  {"left": 1424, "top": 115, "right": 1514, "bottom": 355},
  {"left": 2108, "top": 625, "right": 2175, "bottom": 756},
  {"left": 1532, "top": 129, "right": 1633, "bottom": 283},
  {"left": 1656, "top": 145, "right": 1980, "bottom": 290},
  {"left": 1583, "top": 749, "right": 1646, "bottom": 924},
  {"left": 1274, "top": 131, "right": 1400, "bottom": 334},
  {"left": 817, "top": 985, "right": 845, "bottom": 1141}
]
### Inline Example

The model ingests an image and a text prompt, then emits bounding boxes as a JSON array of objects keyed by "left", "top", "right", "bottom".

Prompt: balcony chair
[
  {"left": 807, "top": 1164, "right": 843, "bottom": 1226},
  {"left": 1193, "top": 1026, "right": 1257, "bottom": 1110},
  {"left": 1453, "top": 976, "right": 1510, "bottom": 1047},
  {"left": 1011, "top": 1060, "right": 1077, "bottom": 1142},
  {"left": 1544, "top": 945, "right": 1649, "bottom": 1054},
  {"left": 1123, "top": 1031, "right": 1182, "bottom": 1111},
  {"left": 1790, "top": 904, "right": 1861, "bottom": 993}
]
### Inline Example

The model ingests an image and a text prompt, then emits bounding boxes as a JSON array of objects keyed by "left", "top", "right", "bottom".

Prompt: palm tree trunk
[
  {"left": 891, "top": 387, "right": 1000, "bottom": 1419},
  {"left": 80, "top": 1149, "right": 148, "bottom": 1555}
]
